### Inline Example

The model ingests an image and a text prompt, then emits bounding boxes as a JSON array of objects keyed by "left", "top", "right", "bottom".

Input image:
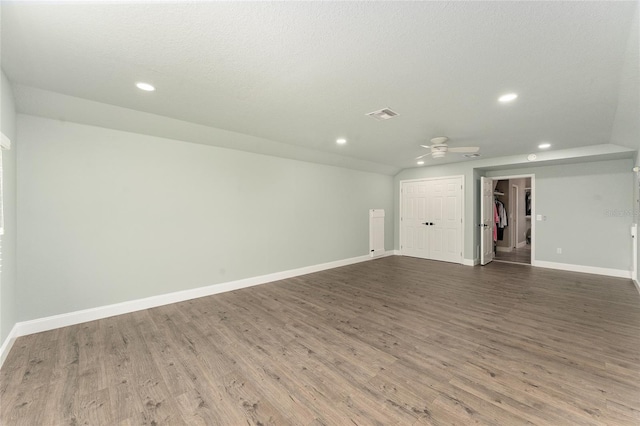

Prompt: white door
[
  {"left": 480, "top": 177, "right": 494, "bottom": 265},
  {"left": 369, "top": 209, "right": 385, "bottom": 257},
  {"left": 429, "top": 178, "right": 462, "bottom": 263},
  {"left": 401, "top": 181, "right": 430, "bottom": 259},
  {"left": 632, "top": 224, "right": 637, "bottom": 281},
  {"left": 511, "top": 185, "right": 518, "bottom": 248},
  {"left": 401, "top": 177, "right": 462, "bottom": 264}
]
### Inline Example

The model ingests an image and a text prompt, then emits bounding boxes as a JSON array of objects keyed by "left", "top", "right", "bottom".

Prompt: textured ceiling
[{"left": 2, "top": 1, "right": 638, "bottom": 172}]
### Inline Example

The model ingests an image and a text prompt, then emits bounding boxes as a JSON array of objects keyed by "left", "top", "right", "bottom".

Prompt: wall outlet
[{"left": 556, "top": 248, "right": 562, "bottom": 254}]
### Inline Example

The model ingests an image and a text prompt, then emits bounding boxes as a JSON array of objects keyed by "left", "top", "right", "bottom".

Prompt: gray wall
[
  {"left": 17, "top": 115, "right": 394, "bottom": 321},
  {"left": 395, "top": 157, "right": 634, "bottom": 272},
  {"left": 487, "top": 160, "right": 634, "bottom": 271},
  {"left": 607, "top": 4, "right": 639, "bottom": 281},
  {"left": 610, "top": 7, "right": 639, "bottom": 153},
  {"left": 0, "top": 70, "right": 18, "bottom": 343}
]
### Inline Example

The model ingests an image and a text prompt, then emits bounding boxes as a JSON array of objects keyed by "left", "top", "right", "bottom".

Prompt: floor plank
[{"left": 2, "top": 256, "right": 639, "bottom": 425}]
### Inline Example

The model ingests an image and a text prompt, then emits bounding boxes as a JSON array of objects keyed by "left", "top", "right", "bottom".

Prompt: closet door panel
[
  {"left": 401, "top": 177, "right": 462, "bottom": 264},
  {"left": 401, "top": 181, "right": 430, "bottom": 259},
  {"left": 431, "top": 177, "right": 462, "bottom": 263}
]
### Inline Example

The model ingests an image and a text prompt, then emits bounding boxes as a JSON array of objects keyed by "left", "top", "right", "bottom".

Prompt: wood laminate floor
[
  {"left": 495, "top": 245, "right": 531, "bottom": 264},
  {"left": 2, "top": 256, "right": 640, "bottom": 425}
]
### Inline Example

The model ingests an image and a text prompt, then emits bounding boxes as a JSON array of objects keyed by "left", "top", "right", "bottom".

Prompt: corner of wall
[
  {"left": 0, "top": 324, "right": 17, "bottom": 368},
  {"left": 0, "top": 70, "right": 18, "bottom": 356}
]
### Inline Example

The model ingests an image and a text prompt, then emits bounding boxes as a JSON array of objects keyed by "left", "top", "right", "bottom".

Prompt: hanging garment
[
  {"left": 495, "top": 200, "right": 508, "bottom": 228},
  {"left": 499, "top": 201, "right": 508, "bottom": 228},
  {"left": 495, "top": 199, "right": 508, "bottom": 241},
  {"left": 493, "top": 202, "right": 499, "bottom": 242}
]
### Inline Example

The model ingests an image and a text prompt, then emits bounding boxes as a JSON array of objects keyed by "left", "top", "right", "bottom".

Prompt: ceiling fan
[{"left": 416, "top": 136, "right": 480, "bottom": 159}]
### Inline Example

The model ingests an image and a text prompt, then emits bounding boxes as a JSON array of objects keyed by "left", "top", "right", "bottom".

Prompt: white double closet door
[{"left": 401, "top": 177, "right": 463, "bottom": 264}]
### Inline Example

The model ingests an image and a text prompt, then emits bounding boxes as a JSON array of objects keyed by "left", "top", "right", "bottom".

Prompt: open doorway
[{"left": 493, "top": 177, "right": 532, "bottom": 264}]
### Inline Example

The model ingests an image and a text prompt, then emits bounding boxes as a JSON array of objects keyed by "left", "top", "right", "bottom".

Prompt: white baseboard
[
  {"left": 395, "top": 250, "right": 474, "bottom": 266},
  {"left": 496, "top": 246, "right": 512, "bottom": 253},
  {"left": 10, "top": 251, "right": 395, "bottom": 344},
  {"left": 634, "top": 279, "right": 640, "bottom": 295},
  {"left": 371, "top": 250, "right": 394, "bottom": 259},
  {"left": 533, "top": 260, "right": 631, "bottom": 279},
  {"left": 516, "top": 241, "right": 527, "bottom": 249},
  {"left": 0, "top": 324, "right": 18, "bottom": 369}
]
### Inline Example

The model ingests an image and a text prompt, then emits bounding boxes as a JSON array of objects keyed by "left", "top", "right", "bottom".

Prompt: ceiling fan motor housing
[
  {"left": 431, "top": 145, "right": 448, "bottom": 158},
  {"left": 431, "top": 136, "right": 449, "bottom": 144}
]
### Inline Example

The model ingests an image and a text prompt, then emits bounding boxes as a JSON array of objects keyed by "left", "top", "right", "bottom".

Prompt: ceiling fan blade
[
  {"left": 448, "top": 146, "right": 480, "bottom": 153},
  {"left": 419, "top": 145, "right": 432, "bottom": 149},
  {"left": 415, "top": 153, "right": 433, "bottom": 160}
]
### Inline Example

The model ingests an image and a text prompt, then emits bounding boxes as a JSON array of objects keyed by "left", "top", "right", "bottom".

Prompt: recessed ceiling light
[
  {"left": 498, "top": 93, "right": 518, "bottom": 103},
  {"left": 136, "top": 82, "right": 155, "bottom": 92},
  {"left": 538, "top": 142, "right": 551, "bottom": 149},
  {"left": 336, "top": 138, "right": 347, "bottom": 145},
  {"left": 417, "top": 160, "right": 425, "bottom": 165}
]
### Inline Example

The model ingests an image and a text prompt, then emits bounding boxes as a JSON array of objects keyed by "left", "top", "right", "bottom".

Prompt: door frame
[
  {"left": 632, "top": 224, "right": 637, "bottom": 282},
  {"left": 484, "top": 173, "right": 536, "bottom": 266},
  {"left": 480, "top": 177, "right": 495, "bottom": 265},
  {"left": 511, "top": 184, "right": 518, "bottom": 248},
  {"left": 399, "top": 175, "right": 465, "bottom": 264}
]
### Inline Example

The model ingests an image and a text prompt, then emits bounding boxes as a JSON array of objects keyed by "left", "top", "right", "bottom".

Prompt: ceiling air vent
[{"left": 366, "top": 108, "right": 399, "bottom": 121}]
